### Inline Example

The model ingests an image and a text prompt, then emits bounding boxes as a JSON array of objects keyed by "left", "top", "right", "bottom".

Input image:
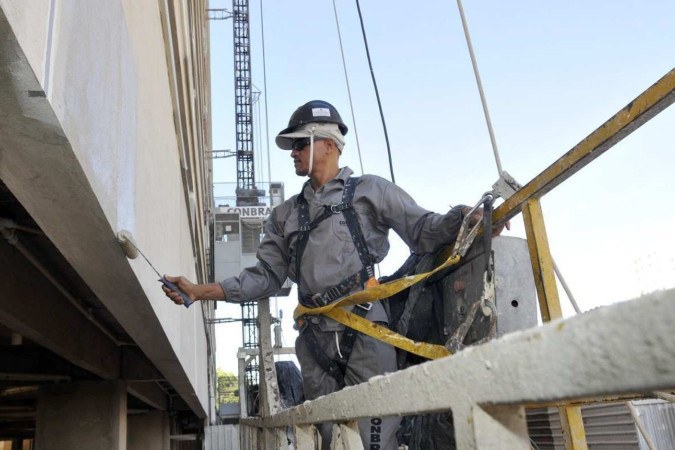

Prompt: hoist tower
[
  {"left": 232, "top": 0, "right": 262, "bottom": 409},
  {"left": 210, "top": 0, "right": 284, "bottom": 416},
  {"left": 233, "top": 0, "right": 258, "bottom": 206}
]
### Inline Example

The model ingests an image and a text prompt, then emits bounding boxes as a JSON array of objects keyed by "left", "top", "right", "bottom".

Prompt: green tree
[{"left": 216, "top": 368, "right": 239, "bottom": 406}]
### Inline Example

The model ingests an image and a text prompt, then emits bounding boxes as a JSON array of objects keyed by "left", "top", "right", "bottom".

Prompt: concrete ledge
[{"left": 244, "top": 289, "right": 675, "bottom": 447}]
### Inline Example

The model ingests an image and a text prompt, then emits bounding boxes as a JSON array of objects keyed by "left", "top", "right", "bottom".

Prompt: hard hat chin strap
[{"left": 308, "top": 126, "right": 316, "bottom": 176}]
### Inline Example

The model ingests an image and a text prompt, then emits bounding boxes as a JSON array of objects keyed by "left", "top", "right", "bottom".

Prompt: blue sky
[{"left": 209, "top": 0, "right": 675, "bottom": 372}]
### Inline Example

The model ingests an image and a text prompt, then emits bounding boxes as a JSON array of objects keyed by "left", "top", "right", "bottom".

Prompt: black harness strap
[
  {"left": 334, "top": 303, "right": 370, "bottom": 374},
  {"left": 295, "top": 177, "right": 376, "bottom": 386},
  {"left": 303, "top": 304, "right": 370, "bottom": 390},
  {"left": 295, "top": 204, "right": 333, "bottom": 292},
  {"left": 341, "top": 177, "right": 375, "bottom": 277},
  {"left": 304, "top": 326, "right": 347, "bottom": 389},
  {"left": 482, "top": 195, "right": 494, "bottom": 282},
  {"left": 300, "top": 267, "right": 369, "bottom": 307},
  {"left": 295, "top": 177, "right": 374, "bottom": 306}
]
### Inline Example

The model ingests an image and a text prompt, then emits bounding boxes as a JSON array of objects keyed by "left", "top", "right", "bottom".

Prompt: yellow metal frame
[
  {"left": 281, "top": 69, "right": 675, "bottom": 449},
  {"left": 493, "top": 68, "right": 675, "bottom": 228},
  {"left": 499, "top": 68, "right": 674, "bottom": 449}
]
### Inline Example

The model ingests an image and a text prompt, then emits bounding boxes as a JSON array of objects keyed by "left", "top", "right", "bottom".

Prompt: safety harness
[
  {"left": 295, "top": 177, "right": 376, "bottom": 388},
  {"left": 294, "top": 178, "right": 500, "bottom": 387},
  {"left": 293, "top": 193, "right": 500, "bottom": 364}
]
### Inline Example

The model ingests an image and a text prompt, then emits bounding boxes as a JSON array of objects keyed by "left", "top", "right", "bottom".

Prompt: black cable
[
  {"left": 354, "top": 0, "right": 395, "bottom": 184},
  {"left": 482, "top": 194, "right": 494, "bottom": 282}
]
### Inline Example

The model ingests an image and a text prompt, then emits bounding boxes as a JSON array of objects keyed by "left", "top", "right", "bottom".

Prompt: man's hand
[
  {"left": 162, "top": 277, "right": 227, "bottom": 305},
  {"left": 162, "top": 275, "right": 197, "bottom": 306},
  {"left": 461, "top": 206, "right": 510, "bottom": 237},
  {"left": 493, "top": 219, "right": 511, "bottom": 236}
]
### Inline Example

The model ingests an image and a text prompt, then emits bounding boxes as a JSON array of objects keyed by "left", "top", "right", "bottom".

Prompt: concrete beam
[
  {"left": 127, "top": 382, "right": 168, "bottom": 411},
  {"left": 0, "top": 240, "right": 119, "bottom": 379},
  {"left": 121, "top": 347, "right": 165, "bottom": 382}
]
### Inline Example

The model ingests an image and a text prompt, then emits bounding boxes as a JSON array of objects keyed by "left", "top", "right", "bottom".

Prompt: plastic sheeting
[{"left": 275, "top": 361, "right": 304, "bottom": 409}]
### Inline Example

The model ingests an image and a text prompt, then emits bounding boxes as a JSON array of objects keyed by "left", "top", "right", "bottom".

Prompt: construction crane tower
[
  {"left": 208, "top": 0, "right": 264, "bottom": 415},
  {"left": 232, "top": 0, "right": 262, "bottom": 411}
]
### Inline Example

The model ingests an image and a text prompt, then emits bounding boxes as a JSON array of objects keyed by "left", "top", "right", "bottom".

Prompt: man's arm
[
  {"left": 375, "top": 180, "right": 466, "bottom": 253},
  {"left": 375, "top": 180, "right": 506, "bottom": 254},
  {"left": 163, "top": 203, "right": 292, "bottom": 306}
]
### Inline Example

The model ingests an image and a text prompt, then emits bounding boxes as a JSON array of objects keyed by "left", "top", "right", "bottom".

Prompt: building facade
[{"left": 0, "top": 1, "right": 214, "bottom": 448}]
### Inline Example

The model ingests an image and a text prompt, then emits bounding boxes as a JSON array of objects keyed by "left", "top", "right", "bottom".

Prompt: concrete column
[
  {"left": 35, "top": 381, "right": 127, "bottom": 450},
  {"left": 128, "top": 410, "right": 170, "bottom": 450}
]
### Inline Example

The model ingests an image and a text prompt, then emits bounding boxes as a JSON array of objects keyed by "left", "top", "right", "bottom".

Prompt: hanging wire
[
  {"left": 259, "top": 0, "right": 273, "bottom": 187},
  {"left": 253, "top": 88, "right": 263, "bottom": 184},
  {"left": 455, "top": 0, "right": 503, "bottom": 176},
  {"left": 354, "top": 0, "right": 395, "bottom": 183},
  {"left": 455, "top": 1, "right": 584, "bottom": 316},
  {"left": 552, "top": 260, "right": 582, "bottom": 314},
  {"left": 332, "top": 0, "right": 364, "bottom": 175}
]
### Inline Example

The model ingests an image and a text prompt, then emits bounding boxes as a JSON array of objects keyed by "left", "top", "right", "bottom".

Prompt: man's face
[{"left": 290, "top": 138, "right": 327, "bottom": 176}]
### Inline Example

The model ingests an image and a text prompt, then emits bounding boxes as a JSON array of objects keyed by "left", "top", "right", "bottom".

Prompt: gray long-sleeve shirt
[{"left": 220, "top": 167, "right": 464, "bottom": 324}]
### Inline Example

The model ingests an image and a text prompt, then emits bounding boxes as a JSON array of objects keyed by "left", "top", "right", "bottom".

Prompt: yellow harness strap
[
  {"left": 293, "top": 254, "right": 461, "bottom": 360},
  {"left": 324, "top": 307, "right": 451, "bottom": 359}
]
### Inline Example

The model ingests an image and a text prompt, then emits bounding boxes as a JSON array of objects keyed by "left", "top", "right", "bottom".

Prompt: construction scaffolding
[{"left": 236, "top": 68, "right": 675, "bottom": 449}]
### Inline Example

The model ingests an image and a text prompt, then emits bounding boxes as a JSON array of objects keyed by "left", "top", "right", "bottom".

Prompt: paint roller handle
[{"left": 160, "top": 276, "right": 193, "bottom": 308}]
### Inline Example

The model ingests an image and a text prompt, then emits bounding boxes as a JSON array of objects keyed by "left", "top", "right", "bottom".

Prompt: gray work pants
[{"left": 296, "top": 323, "right": 399, "bottom": 450}]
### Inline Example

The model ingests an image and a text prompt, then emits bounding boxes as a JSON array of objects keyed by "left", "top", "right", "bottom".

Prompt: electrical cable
[
  {"left": 455, "top": 0, "right": 503, "bottom": 176},
  {"left": 354, "top": 0, "right": 395, "bottom": 183},
  {"left": 332, "top": 0, "right": 364, "bottom": 175},
  {"left": 259, "top": 0, "right": 273, "bottom": 186}
]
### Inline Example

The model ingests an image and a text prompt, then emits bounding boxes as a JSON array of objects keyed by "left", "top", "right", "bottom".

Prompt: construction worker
[{"left": 164, "top": 100, "right": 494, "bottom": 449}]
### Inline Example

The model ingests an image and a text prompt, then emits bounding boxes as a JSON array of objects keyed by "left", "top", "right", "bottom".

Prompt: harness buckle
[
  {"left": 329, "top": 202, "right": 352, "bottom": 214},
  {"left": 356, "top": 302, "right": 372, "bottom": 311},
  {"left": 310, "top": 293, "right": 327, "bottom": 307}
]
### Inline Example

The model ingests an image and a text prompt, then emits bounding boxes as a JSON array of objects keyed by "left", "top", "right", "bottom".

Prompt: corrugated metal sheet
[
  {"left": 527, "top": 407, "right": 563, "bottom": 450},
  {"left": 633, "top": 399, "right": 675, "bottom": 450},
  {"left": 582, "top": 403, "right": 639, "bottom": 449},
  {"left": 205, "top": 424, "right": 240, "bottom": 450},
  {"left": 528, "top": 402, "right": 640, "bottom": 449}
]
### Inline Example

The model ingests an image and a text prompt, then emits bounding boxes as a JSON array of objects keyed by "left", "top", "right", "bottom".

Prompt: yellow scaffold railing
[{"left": 289, "top": 67, "right": 675, "bottom": 450}]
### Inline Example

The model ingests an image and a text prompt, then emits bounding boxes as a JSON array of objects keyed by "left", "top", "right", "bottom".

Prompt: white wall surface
[{"left": 0, "top": 0, "right": 210, "bottom": 414}]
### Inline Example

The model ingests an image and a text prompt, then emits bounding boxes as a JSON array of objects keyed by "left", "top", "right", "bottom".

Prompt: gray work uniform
[{"left": 220, "top": 167, "right": 464, "bottom": 449}]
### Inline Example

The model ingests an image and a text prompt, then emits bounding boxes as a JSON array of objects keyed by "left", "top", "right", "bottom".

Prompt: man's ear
[{"left": 325, "top": 139, "right": 339, "bottom": 156}]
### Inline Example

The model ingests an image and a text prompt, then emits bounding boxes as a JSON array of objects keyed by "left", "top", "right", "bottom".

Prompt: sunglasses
[{"left": 291, "top": 137, "right": 326, "bottom": 151}]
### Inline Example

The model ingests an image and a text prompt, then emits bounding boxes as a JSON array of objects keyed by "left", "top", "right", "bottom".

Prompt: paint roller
[{"left": 116, "top": 230, "right": 193, "bottom": 308}]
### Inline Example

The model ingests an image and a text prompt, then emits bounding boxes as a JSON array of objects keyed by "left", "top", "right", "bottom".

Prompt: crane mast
[
  {"left": 233, "top": 0, "right": 257, "bottom": 207},
  {"left": 231, "top": 0, "right": 261, "bottom": 412}
]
